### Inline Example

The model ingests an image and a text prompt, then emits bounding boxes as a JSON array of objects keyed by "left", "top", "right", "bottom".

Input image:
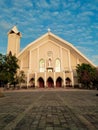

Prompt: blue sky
[{"left": 0, "top": 0, "right": 98, "bottom": 65}]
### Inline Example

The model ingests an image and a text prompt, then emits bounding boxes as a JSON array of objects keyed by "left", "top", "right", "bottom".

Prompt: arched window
[
  {"left": 39, "top": 59, "right": 45, "bottom": 72},
  {"left": 55, "top": 58, "right": 61, "bottom": 72}
]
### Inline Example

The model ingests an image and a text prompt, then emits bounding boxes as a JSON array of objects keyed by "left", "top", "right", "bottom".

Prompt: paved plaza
[{"left": 0, "top": 89, "right": 98, "bottom": 130}]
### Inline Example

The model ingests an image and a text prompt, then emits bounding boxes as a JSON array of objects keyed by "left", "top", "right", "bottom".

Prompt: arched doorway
[
  {"left": 66, "top": 77, "right": 72, "bottom": 87},
  {"left": 29, "top": 78, "right": 35, "bottom": 88},
  {"left": 38, "top": 77, "right": 44, "bottom": 88},
  {"left": 56, "top": 77, "right": 62, "bottom": 87},
  {"left": 47, "top": 77, "right": 54, "bottom": 88}
]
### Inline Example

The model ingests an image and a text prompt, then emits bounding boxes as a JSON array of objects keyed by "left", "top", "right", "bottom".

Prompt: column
[
  {"left": 77, "top": 58, "right": 79, "bottom": 64},
  {"left": 45, "top": 72, "right": 47, "bottom": 88},
  {"left": 71, "top": 71, "right": 74, "bottom": 87},
  {"left": 27, "top": 72, "right": 30, "bottom": 88},
  {"left": 63, "top": 72, "right": 66, "bottom": 88},
  {"left": 29, "top": 50, "right": 31, "bottom": 70},
  {"left": 37, "top": 48, "right": 39, "bottom": 71},
  {"left": 68, "top": 50, "right": 74, "bottom": 87},
  {"left": 35, "top": 72, "right": 37, "bottom": 88},
  {"left": 60, "top": 47, "right": 63, "bottom": 71},
  {"left": 54, "top": 72, "right": 56, "bottom": 88}
]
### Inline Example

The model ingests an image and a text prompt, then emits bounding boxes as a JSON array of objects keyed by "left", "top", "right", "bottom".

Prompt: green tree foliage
[
  {"left": 93, "top": 68, "right": 98, "bottom": 89},
  {"left": 76, "top": 63, "right": 97, "bottom": 89},
  {"left": 0, "top": 52, "right": 19, "bottom": 87},
  {"left": 0, "top": 53, "right": 8, "bottom": 85},
  {"left": 10, "top": 70, "right": 26, "bottom": 89},
  {"left": 16, "top": 70, "right": 26, "bottom": 88}
]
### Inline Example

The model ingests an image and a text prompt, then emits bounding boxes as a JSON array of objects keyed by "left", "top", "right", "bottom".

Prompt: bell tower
[{"left": 7, "top": 26, "right": 22, "bottom": 56}]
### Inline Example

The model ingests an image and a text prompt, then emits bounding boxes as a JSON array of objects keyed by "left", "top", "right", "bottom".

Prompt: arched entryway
[
  {"left": 38, "top": 77, "right": 44, "bottom": 88},
  {"left": 56, "top": 77, "right": 63, "bottom": 87},
  {"left": 29, "top": 78, "right": 35, "bottom": 88},
  {"left": 47, "top": 77, "right": 54, "bottom": 88},
  {"left": 66, "top": 77, "right": 72, "bottom": 87}
]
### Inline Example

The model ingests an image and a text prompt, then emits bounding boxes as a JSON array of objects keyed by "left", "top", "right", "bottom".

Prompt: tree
[
  {"left": 0, "top": 52, "right": 19, "bottom": 88},
  {"left": 92, "top": 68, "right": 98, "bottom": 89},
  {"left": 0, "top": 53, "right": 8, "bottom": 86},
  {"left": 6, "top": 52, "right": 19, "bottom": 85},
  {"left": 16, "top": 70, "right": 26, "bottom": 88},
  {"left": 76, "top": 63, "right": 96, "bottom": 89}
]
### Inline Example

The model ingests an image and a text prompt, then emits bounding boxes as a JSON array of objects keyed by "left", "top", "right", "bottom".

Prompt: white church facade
[{"left": 7, "top": 26, "right": 96, "bottom": 88}]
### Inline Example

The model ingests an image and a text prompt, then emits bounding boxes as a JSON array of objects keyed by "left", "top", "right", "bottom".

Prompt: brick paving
[{"left": 0, "top": 89, "right": 98, "bottom": 130}]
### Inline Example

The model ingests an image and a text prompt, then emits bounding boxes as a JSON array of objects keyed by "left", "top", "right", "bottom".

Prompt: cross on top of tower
[{"left": 48, "top": 28, "right": 51, "bottom": 32}]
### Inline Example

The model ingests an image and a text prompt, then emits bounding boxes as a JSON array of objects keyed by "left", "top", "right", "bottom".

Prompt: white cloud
[
  {"left": 35, "top": 0, "right": 49, "bottom": 9},
  {"left": 76, "top": 46, "right": 94, "bottom": 58},
  {"left": 79, "top": 11, "right": 94, "bottom": 17},
  {"left": 13, "top": 0, "right": 33, "bottom": 8},
  {"left": 91, "top": 55, "right": 98, "bottom": 65},
  {"left": 0, "top": 21, "right": 11, "bottom": 30},
  {"left": 75, "top": 46, "right": 98, "bottom": 65}
]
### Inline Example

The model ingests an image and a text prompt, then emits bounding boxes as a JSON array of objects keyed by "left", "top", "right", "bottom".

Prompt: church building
[{"left": 7, "top": 26, "right": 96, "bottom": 88}]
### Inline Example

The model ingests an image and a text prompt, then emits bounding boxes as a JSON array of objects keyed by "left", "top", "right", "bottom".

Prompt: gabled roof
[
  {"left": 18, "top": 32, "right": 50, "bottom": 56},
  {"left": 18, "top": 31, "right": 96, "bottom": 67},
  {"left": 8, "top": 26, "right": 22, "bottom": 37}
]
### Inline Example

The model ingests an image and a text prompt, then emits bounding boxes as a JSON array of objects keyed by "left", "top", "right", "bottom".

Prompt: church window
[
  {"left": 39, "top": 59, "right": 45, "bottom": 72},
  {"left": 55, "top": 58, "right": 61, "bottom": 72}
]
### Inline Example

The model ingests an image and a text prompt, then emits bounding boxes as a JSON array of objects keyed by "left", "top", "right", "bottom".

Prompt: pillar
[
  {"left": 35, "top": 72, "right": 37, "bottom": 88},
  {"left": 27, "top": 73, "right": 30, "bottom": 88},
  {"left": 63, "top": 72, "right": 66, "bottom": 88},
  {"left": 68, "top": 50, "right": 74, "bottom": 87},
  {"left": 54, "top": 72, "right": 56, "bottom": 88},
  {"left": 45, "top": 72, "right": 47, "bottom": 88}
]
